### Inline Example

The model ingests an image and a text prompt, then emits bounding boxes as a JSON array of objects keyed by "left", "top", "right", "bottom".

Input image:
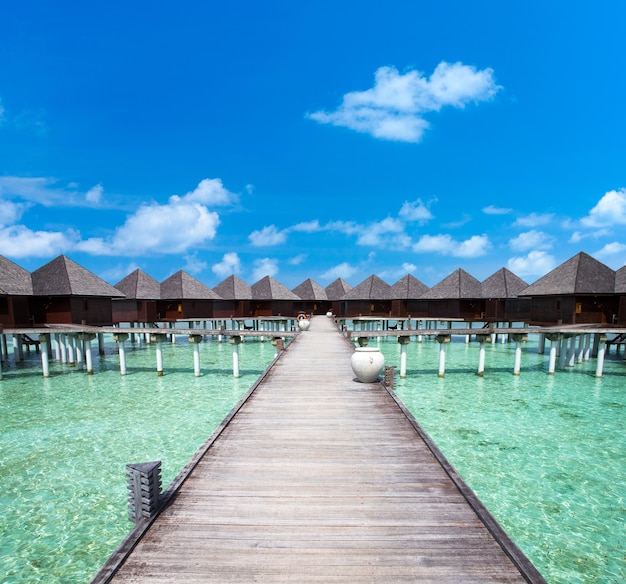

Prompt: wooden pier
[{"left": 92, "top": 316, "right": 545, "bottom": 583}]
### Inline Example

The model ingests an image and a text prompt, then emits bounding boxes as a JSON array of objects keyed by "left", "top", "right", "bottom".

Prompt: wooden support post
[
  {"left": 511, "top": 333, "right": 527, "bottom": 376},
  {"left": 114, "top": 333, "right": 129, "bottom": 375},
  {"left": 230, "top": 335, "right": 242, "bottom": 378},
  {"left": 546, "top": 334, "right": 560, "bottom": 375},
  {"left": 80, "top": 333, "right": 96, "bottom": 375},
  {"left": 558, "top": 336, "right": 568, "bottom": 370},
  {"left": 476, "top": 334, "right": 489, "bottom": 377},
  {"left": 67, "top": 335, "right": 76, "bottom": 367},
  {"left": 436, "top": 335, "right": 450, "bottom": 377},
  {"left": 152, "top": 334, "right": 167, "bottom": 376},
  {"left": 98, "top": 333, "right": 105, "bottom": 356},
  {"left": 595, "top": 335, "right": 607, "bottom": 378},
  {"left": 397, "top": 336, "right": 410, "bottom": 378},
  {"left": 189, "top": 335, "right": 202, "bottom": 377}
]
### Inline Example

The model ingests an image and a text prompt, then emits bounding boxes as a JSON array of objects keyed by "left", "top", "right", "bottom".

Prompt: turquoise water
[
  {"left": 0, "top": 335, "right": 279, "bottom": 583},
  {"left": 376, "top": 335, "right": 625, "bottom": 584},
  {"left": 1, "top": 330, "right": 624, "bottom": 583}
]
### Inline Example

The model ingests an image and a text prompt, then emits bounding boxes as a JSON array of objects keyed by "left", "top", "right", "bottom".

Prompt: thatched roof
[
  {"left": 389, "top": 274, "right": 429, "bottom": 299},
  {"left": 325, "top": 278, "right": 352, "bottom": 301},
  {"left": 31, "top": 255, "right": 125, "bottom": 297},
  {"left": 519, "top": 252, "right": 615, "bottom": 296},
  {"left": 420, "top": 268, "right": 482, "bottom": 299},
  {"left": 251, "top": 276, "right": 300, "bottom": 300},
  {"left": 212, "top": 274, "right": 252, "bottom": 300},
  {"left": 160, "top": 270, "right": 222, "bottom": 300},
  {"left": 481, "top": 268, "right": 528, "bottom": 299},
  {"left": 0, "top": 255, "right": 33, "bottom": 295},
  {"left": 342, "top": 275, "right": 392, "bottom": 300},
  {"left": 115, "top": 269, "right": 161, "bottom": 300},
  {"left": 292, "top": 278, "right": 328, "bottom": 301},
  {"left": 615, "top": 265, "right": 626, "bottom": 293}
]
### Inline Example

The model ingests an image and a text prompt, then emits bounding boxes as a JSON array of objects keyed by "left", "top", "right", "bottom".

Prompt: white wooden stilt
[
  {"left": 230, "top": 335, "right": 242, "bottom": 378},
  {"left": 114, "top": 333, "right": 129, "bottom": 375},
  {"left": 40, "top": 334, "right": 50, "bottom": 377},
  {"left": 595, "top": 336, "right": 607, "bottom": 377},
  {"left": 476, "top": 334, "right": 489, "bottom": 377},
  {"left": 190, "top": 335, "right": 202, "bottom": 377},
  {"left": 398, "top": 336, "right": 409, "bottom": 378},
  {"left": 436, "top": 335, "right": 450, "bottom": 377}
]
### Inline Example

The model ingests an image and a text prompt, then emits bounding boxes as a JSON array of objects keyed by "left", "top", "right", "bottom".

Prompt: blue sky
[{"left": 1, "top": 1, "right": 625, "bottom": 290}]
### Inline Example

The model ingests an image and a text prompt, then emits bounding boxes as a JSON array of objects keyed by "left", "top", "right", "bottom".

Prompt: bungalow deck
[{"left": 91, "top": 315, "right": 544, "bottom": 583}]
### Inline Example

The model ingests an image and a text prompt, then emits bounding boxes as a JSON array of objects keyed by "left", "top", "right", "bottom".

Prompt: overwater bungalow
[
  {"left": 389, "top": 274, "right": 429, "bottom": 318},
  {"left": 158, "top": 270, "right": 222, "bottom": 321},
  {"left": 519, "top": 252, "right": 617, "bottom": 325},
  {"left": 481, "top": 268, "right": 530, "bottom": 322},
  {"left": 212, "top": 274, "right": 253, "bottom": 318},
  {"left": 250, "top": 275, "right": 300, "bottom": 316},
  {"left": 325, "top": 278, "right": 352, "bottom": 317},
  {"left": 340, "top": 274, "right": 393, "bottom": 317},
  {"left": 419, "top": 268, "right": 483, "bottom": 320},
  {"left": 292, "top": 278, "right": 330, "bottom": 315},
  {"left": 0, "top": 255, "right": 34, "bottom": 328},
  {"left": 30, "top": 255, "right": 125, "bottom": 326},
  {"left": 112, "top": 269, "right": 161, "bottom": 324}
]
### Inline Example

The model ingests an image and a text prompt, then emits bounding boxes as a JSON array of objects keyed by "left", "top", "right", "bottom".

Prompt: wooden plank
[{"left": 91, "top": 316, "right": 546, "bottom": 584}]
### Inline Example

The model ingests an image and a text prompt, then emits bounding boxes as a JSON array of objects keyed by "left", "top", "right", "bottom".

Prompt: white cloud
[
  {"left": 412, "top": 233, "right": 490, "bottom": 257},
  {"left": 594, "top": 242, "right": 626, "bottom": 258},
  {"left": 85, "top": 184, "right": 103, "bottom": 204},
  {"left": 0, "top": 225, "right": 78, "bottom": 257},
  {"left": 507, "top": 251, "right": 556, "bottom": 278},
  {"left": 252, "top": 257, "right": 279, "bottom": 281},
  {"left": 581, "top": 188, "right": 626, "bottom": 227},
  {"left": 248, "top": 225, "right": 287, "bottom": 246},
  {"left": 183, "top": 252, "right": 208, "bottom": 274},
  {"left": 288, "top": 254, "right": 307, "bottom": 265},
  {"left": 212, "top": 252, "right": 242, "bottom": 278},
  {"left": 0, "top": 199, "right": 29, "bottom": 226},
  {"left": 291, "top": 220, "right": 321, "bottom": 233},
  {"left": 402, "top": 262, "right": 417, "bottom": 272},
  {"left": 0, "top": 98, "right": 5, "bottom": 124},
  {"left": 320, "top": 262, "right": 359, "bottom": 281},
  {"left": 308, "top": 61, "right": 501, "bottom": 142},
  {"left": 513, "top": 213, "right": 554, "bottom": 227},
  {"left": 356, "top": 217, "right": 408, "bottom": 247},
  {"left": 509, "top": 230, "right": 553, "bottom": 252},
  {"left": 483, "top": 205, "right": 512, "bottom": 215},
  {"left": 399, "top": 199, "right": 434, "bottom": 223},
  {"left": 0, "top": 176, "right": 104, "bottom": 208},
  {"left": 181, "top": 178, "right": 238, "bottom": 206}
]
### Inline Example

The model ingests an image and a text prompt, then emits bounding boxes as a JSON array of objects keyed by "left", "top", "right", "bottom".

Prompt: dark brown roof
[
  {"left": 325, "top": 278, "right": 352, "bottom": 301},
  {"left": 115, "top": 269, "right": 161, "bottom": 300},
  {"left": 212, "top": 274, "right": 252, "bottom": 300},
  {"left": 31, "top": 255, "right": 125, "bottom": 297},
  {"left": 251, "top": 276, "right": 300, "bottom": 300},
  {"left": 519, "top": 252, "right": 615, "bottom": 296},
  {"left": 160, "top": 270, "right": 222, "bottom": 300},
  {"left": 420, "top": 268, "right": 482, "bottom": 299},
  {"left": 616, "top": 266, "right": 626, "bottom": 293},
  {"left": 389, "top": 274, "right": 429, "bottom": 299},
  {"left": 292, "top": 278, "right": 328, "bottom": 301},
  {"left": 342, "top": 275, "right": 392, "bottom": 300},
  {"left": 481, "top": 268, "right": 528, "bottom": 299},
  {"left": 0, "top": 255, "right": 33, "bottom": 295}
]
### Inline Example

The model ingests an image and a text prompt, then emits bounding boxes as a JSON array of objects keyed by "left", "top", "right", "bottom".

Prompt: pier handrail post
[{"left": 126, "top": 461, "right": 162, "bottom": 524}]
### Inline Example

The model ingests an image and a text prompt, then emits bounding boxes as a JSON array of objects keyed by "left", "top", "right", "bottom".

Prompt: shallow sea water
[
  {"left": 0, "top": 329, "right": 624, "bottom": 583},
  {"left": 0, "top": 335, "right": 278, "bottom": 583},
  {"left": 377, "top": 334, "right": 625, "bottom": 584}
]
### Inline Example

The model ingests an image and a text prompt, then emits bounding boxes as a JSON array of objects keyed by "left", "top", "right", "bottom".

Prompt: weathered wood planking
[{"left": 93, "top": 316, "right": 545, "bottom": 583}]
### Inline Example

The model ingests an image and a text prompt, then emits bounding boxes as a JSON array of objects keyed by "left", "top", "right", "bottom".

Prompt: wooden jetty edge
[{"left": 91, "top": 316, "right": 546, "bottom": 583}]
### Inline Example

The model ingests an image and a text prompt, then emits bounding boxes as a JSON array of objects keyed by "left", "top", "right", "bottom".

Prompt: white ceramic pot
[
  {"left": 326, "top": 311, "right": 333, "bottom": 317},
  {"left": 298, "top": 319, "right": 310, "bottom": 331},
  {"left": 350, "top": 347, "right": 385, "bottom": 383}
]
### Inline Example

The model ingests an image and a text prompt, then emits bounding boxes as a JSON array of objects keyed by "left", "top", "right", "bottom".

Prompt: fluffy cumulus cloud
[
  {"left": 581, "top": 188, "right": 626, "bottom": 227},
  {"left": 252, "top": 257, "right": 279, "bottom": 281},
  {"left": 399, "top": 198, "right": 434, "bottom": 223},
  {"left": 513, "top": 213, "right": 555, "bottom": 228},
  {"left": 507, "top": 250, "right": 556, "bottom": 278},
  {"left": 0, "top": 175, "right": 106, "bottom": 207},
  {"left": 212, "top": 252, "right": 242, "bottom": 278},
  {"left": 509, "top": 230, "right": 554, "bottom": 252},
  {"left": 356, "top": 217, "right": 409, "bottom": 247},
  {"left": 412, "top": 233, "right": 490, "bottom": 257},
  {"left": 320, "top": 262, "right": 359, "bottom": 281},
  {"left": 0, "top": 224, "right": 78, "bottom": 258},
  {"left": 308, "top": 61, "right": 501, "bottom": 142},
  {"left": 248, "top": 225, "right": 287, "bottom": 247},
  {"left": 595, "top": 242, "right": 626, "bottom": 259},
  {"left": 75, "top": 178, "right": 237, "bottom": 256},
  {"left": 483, "top": 204, "right": 512, "bottom": 215}
]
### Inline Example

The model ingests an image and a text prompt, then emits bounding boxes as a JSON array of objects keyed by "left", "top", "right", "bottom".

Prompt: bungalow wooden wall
[
  {"left": 0, "top": 296, "right": 32, "bottom": 327},
  {"left": 112, "top": 300, "right": 158, "bottom": 324},
  {"left": 341, "top": 300, "right": 392, "bottom": 317},
  {"left": 30, "top": 297, "right": 113, "bottom": 325},
  {"left": 158, "top": 300, "right": 214, "bottom": 320},
  {"left": 213, "top": 300, "right": 252, "bottom": 319}
]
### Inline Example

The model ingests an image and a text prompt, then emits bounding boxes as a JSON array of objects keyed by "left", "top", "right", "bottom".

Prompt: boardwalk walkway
[{"left": 93, "top": 316, "right": 544, "bottom": 583}]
